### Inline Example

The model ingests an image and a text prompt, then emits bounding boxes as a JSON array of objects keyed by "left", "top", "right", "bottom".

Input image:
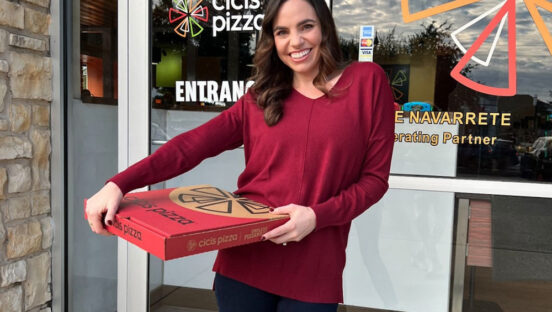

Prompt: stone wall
[{"left": 0, "top": 0, "right": 52, "bottom": 311}]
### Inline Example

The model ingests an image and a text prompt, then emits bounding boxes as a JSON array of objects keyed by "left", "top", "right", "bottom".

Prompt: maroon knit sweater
[{"left": 109, "top": 61, "right": 395, "bottom": 303}]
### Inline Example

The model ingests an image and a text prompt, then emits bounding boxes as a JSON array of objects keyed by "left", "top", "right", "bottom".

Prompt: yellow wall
[{"left": 378, "top": 54, "right": 437, "bottom": 105}]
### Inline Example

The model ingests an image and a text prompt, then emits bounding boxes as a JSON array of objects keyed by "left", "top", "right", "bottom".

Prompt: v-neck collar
[{"left": 291, "top": 62, "right": 354, "bottom": 101}]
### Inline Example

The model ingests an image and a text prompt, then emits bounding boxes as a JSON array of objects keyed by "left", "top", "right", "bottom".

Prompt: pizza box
[{"left": 84, "top": 185, "right": 288, "bottom": 260}]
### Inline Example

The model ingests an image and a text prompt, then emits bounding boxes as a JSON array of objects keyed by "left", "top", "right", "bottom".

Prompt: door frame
[{"left": 117, "top": 0, "right": 150, "bottom": 311}]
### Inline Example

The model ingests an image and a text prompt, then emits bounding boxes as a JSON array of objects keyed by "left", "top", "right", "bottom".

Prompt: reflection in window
[
  {"left": 333, "top": 0, "right": 552, "bottom": 183},
  {"left": 461, "top": 197, "right": 552, "bottom": 311},
  {"left": 80, "top": 0, "right": 118, "bottom": 104},
  {"left": 152, "top": 0, "right": 261, "bottom": 111}
]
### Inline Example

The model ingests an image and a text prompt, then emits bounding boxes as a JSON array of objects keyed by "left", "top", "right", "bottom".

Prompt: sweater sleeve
[
  {"left": 312, "top": 65, "right": 395, "bottom": 229},
  {"left": 108, "top": 96, "right": 246, "bottom": 195}
]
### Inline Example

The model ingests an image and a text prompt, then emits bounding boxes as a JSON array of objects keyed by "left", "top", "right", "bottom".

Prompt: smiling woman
[
  {"left": 272, "top": 1, "right": 323, "bottom": 83},
  {"left": 87, "top": 0, "right": 394, "bottom": 311},
  {"left": 251, "top": 0, "right": 344, "bottom": 126}
]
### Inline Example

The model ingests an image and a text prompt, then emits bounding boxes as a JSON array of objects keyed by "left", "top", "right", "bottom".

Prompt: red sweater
[{"left": 109, "top": 61, "right": 395, "bottom": 303}]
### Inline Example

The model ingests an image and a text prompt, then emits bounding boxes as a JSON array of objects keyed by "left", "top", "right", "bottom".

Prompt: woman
[{"left": 86, "top": 0, "right": 394, "bottom": 311}]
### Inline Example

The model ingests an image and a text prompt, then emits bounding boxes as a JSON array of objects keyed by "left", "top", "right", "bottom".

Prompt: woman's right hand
[{"left": 85, "top": 181, "right": 123, "bottom": 236}]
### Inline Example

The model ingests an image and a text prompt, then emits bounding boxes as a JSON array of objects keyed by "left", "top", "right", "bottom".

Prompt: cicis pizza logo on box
[{"left": 169, "top": 186, "right": 272, "bottom": 218}]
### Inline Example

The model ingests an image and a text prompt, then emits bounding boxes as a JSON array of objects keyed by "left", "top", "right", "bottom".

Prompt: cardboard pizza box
[{"left": 84, "top": 185, "right": 288, "bottom": 260}]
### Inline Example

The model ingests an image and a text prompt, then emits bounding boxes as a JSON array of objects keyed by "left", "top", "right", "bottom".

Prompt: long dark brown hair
[{"left": 250, "top": 0, "right": 344, "bottom": 126}]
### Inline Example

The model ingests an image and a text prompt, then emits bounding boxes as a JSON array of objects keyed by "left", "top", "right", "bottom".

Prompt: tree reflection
[{"left": 340, "top": 21, "right": 476, "bottom": 111}]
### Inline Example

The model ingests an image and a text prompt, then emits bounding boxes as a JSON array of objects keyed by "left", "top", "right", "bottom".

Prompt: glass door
[
  {"left": 118, "top": 0, "right": 261, "bottom": 310},
  {"left": 67, "top": 0, "right": 119, "bottom": 311},
  {"left": 148, "top": 1, "right": 261, "bottom": 310}
]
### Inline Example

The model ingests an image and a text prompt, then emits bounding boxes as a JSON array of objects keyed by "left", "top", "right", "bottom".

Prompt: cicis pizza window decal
[{"left": 169, "top": 0, "right": 209, "bottom": 38}]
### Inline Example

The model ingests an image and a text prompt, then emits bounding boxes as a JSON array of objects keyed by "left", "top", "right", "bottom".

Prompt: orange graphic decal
[
  {"left": 450, "top": 0, "right": 517, "bottom": 96},
  {"left": 524, "top": 0, "right": 552, "bottom": 55},
  {"left": 401, "top": 0, "right": 481, "bottom": 23}
]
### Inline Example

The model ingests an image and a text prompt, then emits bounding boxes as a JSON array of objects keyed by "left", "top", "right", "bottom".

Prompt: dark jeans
[{"left": 214, "top": 273, "right": 338, "bottom": 312}]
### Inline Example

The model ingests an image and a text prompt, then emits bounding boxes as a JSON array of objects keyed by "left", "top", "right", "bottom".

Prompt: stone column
[{"left": 0, "top": 0, "right": 53, "bottom": 311}]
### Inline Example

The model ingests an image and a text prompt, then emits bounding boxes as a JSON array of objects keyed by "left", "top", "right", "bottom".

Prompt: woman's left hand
[{"left": 262, "top": 204, "right": 317, "bottom": 245}]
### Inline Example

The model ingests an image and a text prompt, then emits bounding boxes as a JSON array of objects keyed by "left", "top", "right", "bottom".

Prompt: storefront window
[
  {"left": 80, "top": 0, "right": 118, "bottom": 104},
  {"left": 334, "top": 0, "right": 552, "bottom": 183},
  {"left": 151, "top": 0, "right": 260, "bottom": 111},
  {"left": 149, "top": 0, "right": 552, "bottom": 183}
]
